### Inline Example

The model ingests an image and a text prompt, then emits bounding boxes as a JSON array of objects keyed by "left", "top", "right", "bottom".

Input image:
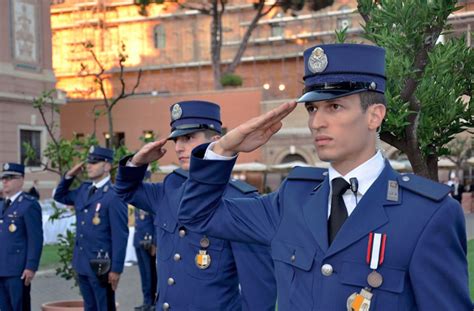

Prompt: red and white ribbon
[{"left": 366, "top": 232, "right": 387, "bottom": 270}]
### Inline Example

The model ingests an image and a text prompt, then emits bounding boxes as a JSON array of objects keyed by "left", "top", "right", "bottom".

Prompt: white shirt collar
[
  {"left": 328, "top": 151, "right": 385, "bottom": 196},
  {"left": 93, "top": 175, "right": 111, "bottom": 188},
  {"left": 7, "top": 191, "right": 23, "bottom": 203}
]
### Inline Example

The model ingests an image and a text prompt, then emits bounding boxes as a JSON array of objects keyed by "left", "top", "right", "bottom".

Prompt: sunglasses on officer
[{"left": 1, "top": 175, "right": 23, "bottom": 181}]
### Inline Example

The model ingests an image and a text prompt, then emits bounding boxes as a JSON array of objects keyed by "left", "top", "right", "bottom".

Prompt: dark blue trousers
[
  {"left": 135, "top": 246, "right": 157, "bottom": 306},
  {"left": 77, "top": 274, "right": 115, "bottom": 311},
  {"left": 0, "top": 277, "right": 24, "bottom": 311}
]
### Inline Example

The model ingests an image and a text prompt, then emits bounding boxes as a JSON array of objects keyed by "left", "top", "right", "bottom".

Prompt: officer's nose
[
  {"left": 309, "top": 110, "right": 327, "bottom": 131},
  {"left": 175, "top": 139, "right": 184, "bottom": 154}
]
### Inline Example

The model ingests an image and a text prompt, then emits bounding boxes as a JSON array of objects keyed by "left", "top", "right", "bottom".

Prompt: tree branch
[{"left": 225, "top": 0, "right": 278, "bottom": 74}]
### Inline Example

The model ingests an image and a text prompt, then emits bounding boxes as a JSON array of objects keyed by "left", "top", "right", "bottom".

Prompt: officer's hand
[
  {"left": 108, "top": 272, "right": 121, "bottom": 291},
  {"left": 149, "top": 245, "right": 157, "bottom": 257},
  {"left": 21, "top": 269, "right": 35, "bottom": 286},
  {"left": 131, "top": 138, "right": 167, "bottom": 166},
  {"left": 214, "top": 101, "right": 297, "bottom": 156},
  {"left": 66, "top": 162, "right": 84, "bottom": 178}
]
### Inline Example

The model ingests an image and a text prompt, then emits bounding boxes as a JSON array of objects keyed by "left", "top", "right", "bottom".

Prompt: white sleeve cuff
[
  {"left": 126, "top": 159, "right": 138, "bottom": 167},
  {"left": 204, "top": 142, "right": 237, "bottom": 160}
]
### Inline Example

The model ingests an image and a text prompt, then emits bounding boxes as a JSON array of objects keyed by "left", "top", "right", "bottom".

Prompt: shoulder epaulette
[
  {"left": 22, "top": 194, "right": 35, "bottom": 201},
  {"left": 398, "top": 173, "right": 451, "bottom": 202},
  {"left": 229, "top": 179, "right": 258, "bottom": 194},
  {"left": 287, "top": 166, "right": 327, "bottom": 181},
  {"left": 172, "top": 168, "right": 189, "bottom": 179}
]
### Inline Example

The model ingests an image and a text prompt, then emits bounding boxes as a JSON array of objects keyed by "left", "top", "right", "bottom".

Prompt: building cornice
[
  {"left": 0, "top": 62, "right": 56, "bottom": 83},
  {"left": 0, "top": 91, "right": 67, "bottom": 105}
]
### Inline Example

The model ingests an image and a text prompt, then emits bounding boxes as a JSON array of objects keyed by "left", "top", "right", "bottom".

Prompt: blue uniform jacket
[
  {"left": 54, "top": 177, "right": 129, "bottom": 277},
  {"left": 178, "top": 144, "right": 473, "bottom": 311},
  {"left": 115, "top": 156, "right": 277, "bottom": 311},
  {"left": 0, "top": 193, "right": 43, "bottom": 276},
  {"left": 134, "top": 208, "right": 155, "bottom": 248}
]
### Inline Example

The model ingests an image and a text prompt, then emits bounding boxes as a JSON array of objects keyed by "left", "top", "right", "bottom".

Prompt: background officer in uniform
[
  {"left": 115, "top": 100, "right": 277, "bottom": 310},
  {"left": 54, "top": 146, "right": 128, "bottom": 311},
  {"left": 176, "top": 44, "right": 473, "bottom": 310},
  {"left": 0, "top": 163, "right": 43, "bottom": 311},
  {"left": 133, "top": 183, "right": 157, "bottom": 311}
]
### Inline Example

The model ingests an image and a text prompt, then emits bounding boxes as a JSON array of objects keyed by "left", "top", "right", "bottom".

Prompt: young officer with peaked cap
[
  {"left": 54, "top": 146, "right": 128, "bottom": 311},
  {"left": 176, "top": 44, "right": 473, "bottom": 310},
  {"left": 0, "top": 163, "right": 43, "bottom": 311},
  {"left": 114, "top": 100, "right": 277, "bottom": 310}
]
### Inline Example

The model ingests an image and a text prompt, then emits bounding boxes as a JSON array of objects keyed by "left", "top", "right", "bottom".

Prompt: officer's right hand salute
[
  {"left": 130, "top": 138, "right": 167, "bottom": 166},
  {"left": 66, "top": 162, "right": 84, "bottom": 178},
  {"left": 213, "top": 101, "right": 296, "bottom": 157}
]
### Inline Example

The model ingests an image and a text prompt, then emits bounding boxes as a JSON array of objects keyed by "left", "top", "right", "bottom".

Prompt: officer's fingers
[
  {"left": 262, "top": 102, "right": 296, "bottom": 127},
  {"left": 243, "top": 102, "right": 296, "bottom": 133}
]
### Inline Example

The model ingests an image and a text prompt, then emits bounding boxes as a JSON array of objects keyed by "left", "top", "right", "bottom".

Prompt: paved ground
[
  {"left": 32, "top": 264, "right": 142, "bottom": 311},
  {"left": 31, "top": 214, "right": 474, "bottom": 311}
]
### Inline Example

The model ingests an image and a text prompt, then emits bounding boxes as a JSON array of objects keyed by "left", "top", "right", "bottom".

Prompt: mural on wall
[{"left": 12, "top": 0, "right": 38, "bottom": 64}]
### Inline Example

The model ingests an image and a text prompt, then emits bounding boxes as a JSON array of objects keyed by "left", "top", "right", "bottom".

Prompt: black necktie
[
  {"left": 4, "top": 199, "right": 12, "bottom": 211},
  {"left": 328, "top": 178, "right": 350, "bottom": 245},
  {"left": 88, "top": 186, "right": 97, "bottom": 199}
]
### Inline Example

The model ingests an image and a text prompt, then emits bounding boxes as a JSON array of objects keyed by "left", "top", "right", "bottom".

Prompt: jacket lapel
[
  {"left": 303, "top": 178, "right": 330, "bottom": 252},
  {"left": 325, "top": 163, "right": 399, "bottom": 258}
]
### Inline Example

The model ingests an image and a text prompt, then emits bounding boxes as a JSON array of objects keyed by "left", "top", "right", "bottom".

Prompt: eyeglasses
[{"left": 1, "top": 175, "right": 22, "bottom": 181}]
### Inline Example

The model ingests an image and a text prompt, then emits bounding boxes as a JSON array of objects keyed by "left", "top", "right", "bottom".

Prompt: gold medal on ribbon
[
  {"left": 9, "top": 223, "right": 17, "bottom": 232},
  {"left": 195, "top": 250, "right": 211, "bottom": 269},
  {"left": 92, "top": 203, "right": 102, "bottom": 225},
  {"left": 92, "top": 213, "right": 101, "bottom": 225}
]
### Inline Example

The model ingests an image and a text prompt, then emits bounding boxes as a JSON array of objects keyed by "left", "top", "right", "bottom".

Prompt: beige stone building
[{"left": 0, "top": 0, "right": 62, "bottom": 199}]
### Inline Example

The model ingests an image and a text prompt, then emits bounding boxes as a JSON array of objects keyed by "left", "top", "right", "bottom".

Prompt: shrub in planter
[{"left": 220, "top": 73, "right": 243, "bottom": 87}]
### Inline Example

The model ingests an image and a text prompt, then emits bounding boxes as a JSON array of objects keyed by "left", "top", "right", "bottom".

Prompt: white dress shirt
[
  {"left": 92, "top": 175, "right": 111, "bottom": 189},
  {"left": 5, "top": 191, "right": 22, "bottom": 204},
  {"left": 328, "top": 151, "right": 385, "bottom": 218}
]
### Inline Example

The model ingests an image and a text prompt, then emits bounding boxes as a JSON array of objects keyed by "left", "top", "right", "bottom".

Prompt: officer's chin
[{"left": 179, "top": 161, "right": 190, "bottom": 171}]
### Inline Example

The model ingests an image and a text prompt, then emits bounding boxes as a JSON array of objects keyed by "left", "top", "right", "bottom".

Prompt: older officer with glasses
[{"left": 0, "top": 163, "right": 43, "bottom": 311}]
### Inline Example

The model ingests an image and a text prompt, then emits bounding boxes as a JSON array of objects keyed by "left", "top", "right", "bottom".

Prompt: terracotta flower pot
[
  {"left": 41, "top": 300, "right": 119, "bottom": 311},
  {"left": 41, "top": 300, "right": 84, "bottom": 311}
]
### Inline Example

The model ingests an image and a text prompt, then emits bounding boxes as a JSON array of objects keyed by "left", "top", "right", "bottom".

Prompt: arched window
[
  {"left": 281, "top": 153, "right": 307, "bottom": 164},
  {"left": 154, "top": 25, "right": 166, "bottom": 49}
]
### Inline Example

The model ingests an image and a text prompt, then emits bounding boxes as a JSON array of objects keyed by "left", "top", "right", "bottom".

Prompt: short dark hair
[
  {"left": 202, "top": 129, "right": 220, "bottom": 140},
  {"left": 360, "top": 91, "right": 386, "bottom": 111}
]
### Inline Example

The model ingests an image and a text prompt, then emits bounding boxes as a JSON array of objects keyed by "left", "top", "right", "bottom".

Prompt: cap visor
[
  {"left": 87, "top": 156, "right": 104, "bottom": 164},
  {"left": 167, "top": 128, "right": 202, "bottom": 140},
  {"left": 0, "top": 171, "right": 23, "bottom": 178},
  {"left": 296, "top": 89, "right": 365, "bottom": 103}
]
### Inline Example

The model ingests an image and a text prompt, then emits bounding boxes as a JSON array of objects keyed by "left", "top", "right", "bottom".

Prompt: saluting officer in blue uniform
[
  {"left": 133, "top": 192, "right": 157, "bottom": 311},
  {"left": 0, "top": 163, "right": 43, "bottom": 311},
  {"left": 177, "top": 44, "right": 473, "bottom": 310},
  {"left": 54, "top": 146, "right": 128, "bottom": 311},
  {"left": 115, "top": 100, "right": 277, "bottom": 311}
]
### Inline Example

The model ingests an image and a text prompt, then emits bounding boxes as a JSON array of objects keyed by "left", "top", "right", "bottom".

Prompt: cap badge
[
  {"left": 171, "top": 104, "right": 183, "bottom": 121},
  {"left": 89, "top": 146, "right": 95, "bottom": 154},
  {"left": 4, "top": 163, "right": 9, "bottom": 171},
  {"left": 308, "top": 47, "right": 328, "bottom": 73}
]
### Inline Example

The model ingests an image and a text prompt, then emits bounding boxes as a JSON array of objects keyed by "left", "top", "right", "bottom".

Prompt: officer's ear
[
  {"left": 367, "top": 103, "right": 386, "bottom": 131},
  {"left": 210, "top": 135, "right": 221, "bottom": 142},
  {"left": 103, "top": 162, "right": 112, "bottom": 173}
]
